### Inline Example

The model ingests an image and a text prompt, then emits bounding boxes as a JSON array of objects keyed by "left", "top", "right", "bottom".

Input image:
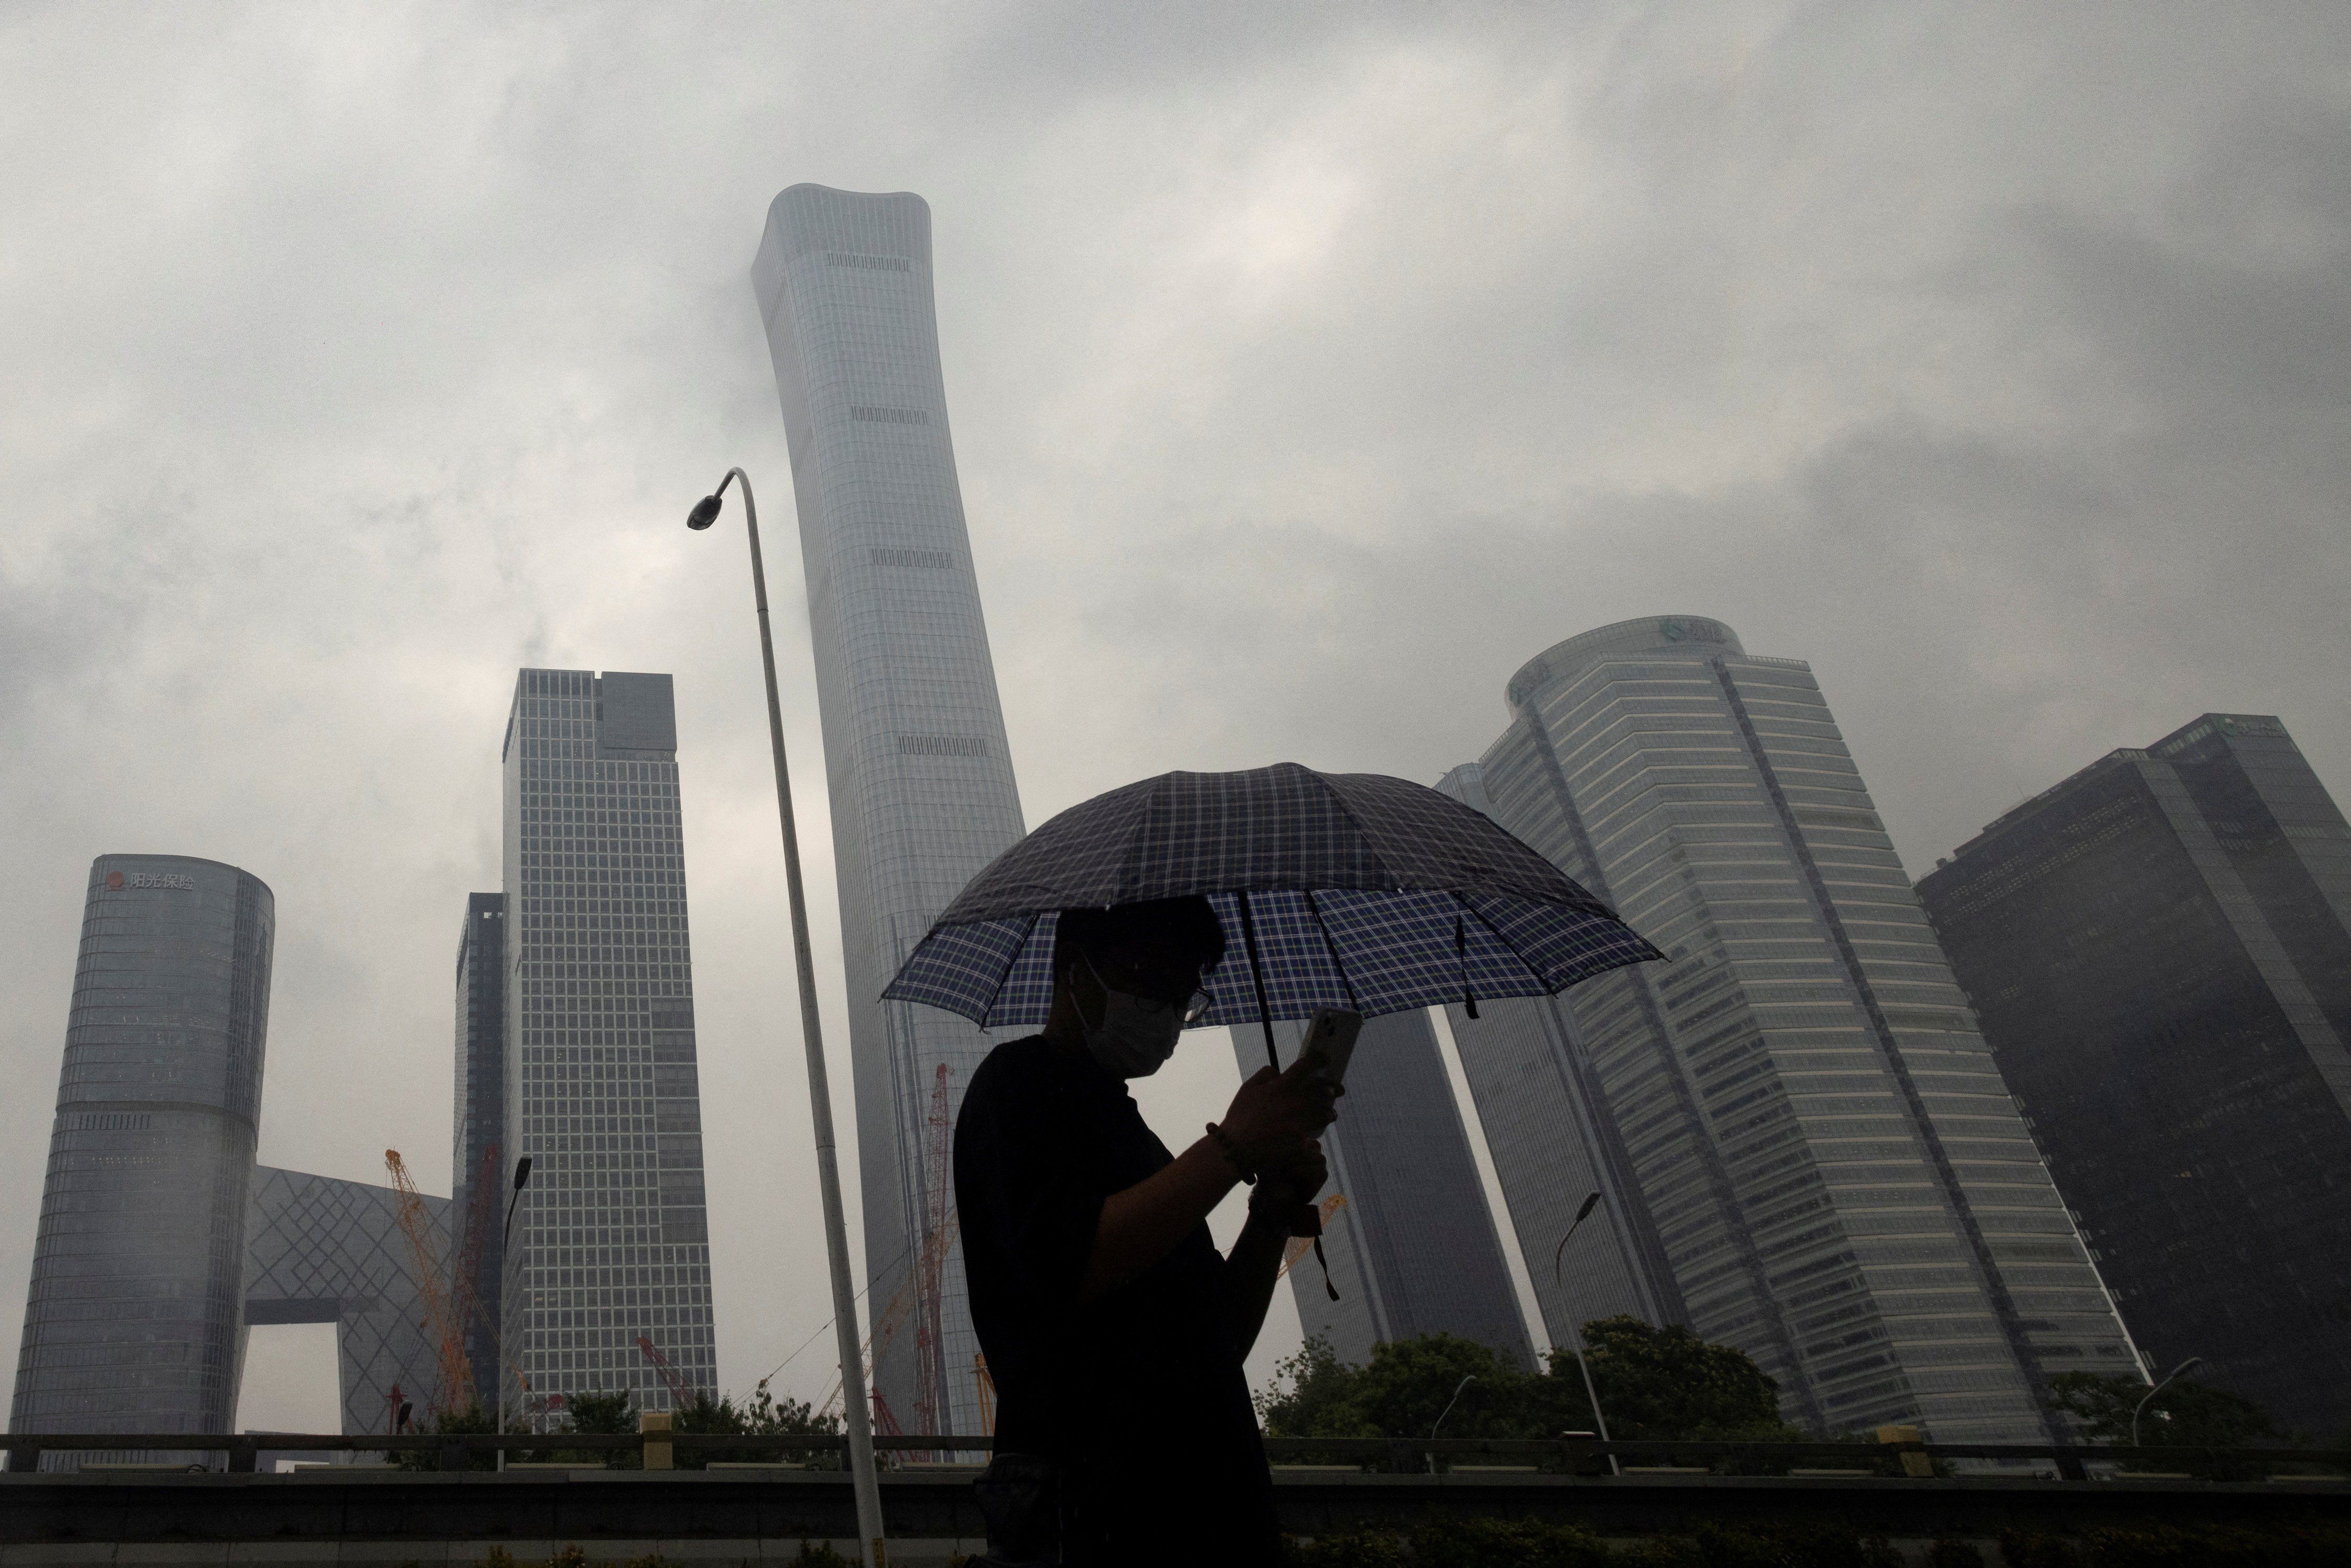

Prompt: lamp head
[
  {"left": 1576, "top": 1192, "right": 1602, "bottom": 1224},
  {"left": 687, "top": 493, "right": 723, "bottom": 531},
  {"left": 513, "top": 1156, "right": 533, "bottom": 1190}
]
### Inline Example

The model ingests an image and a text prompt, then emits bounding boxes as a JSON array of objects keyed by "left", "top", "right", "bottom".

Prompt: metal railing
[{"left": 3, "top": 1432, "right": 2345, "bottom": 1480}]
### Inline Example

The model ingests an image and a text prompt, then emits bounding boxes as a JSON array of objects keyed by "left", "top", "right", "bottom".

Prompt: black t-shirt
[{"left": 953, "top": 1035, "right": 1276, "bottom": 1562}]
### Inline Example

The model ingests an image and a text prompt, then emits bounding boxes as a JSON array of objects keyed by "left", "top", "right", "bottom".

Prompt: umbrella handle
[
  {"left": 1238, "top": 892, "right": 1342, "bottom": 1300},
  {"left": 1236, "top": 892, "right": 1282, "bottom": 1072}
]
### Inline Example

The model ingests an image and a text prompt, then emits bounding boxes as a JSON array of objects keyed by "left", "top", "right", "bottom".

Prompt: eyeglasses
[{"left": 1087, "top": 956, "right": 1217, "bottom": 1026}]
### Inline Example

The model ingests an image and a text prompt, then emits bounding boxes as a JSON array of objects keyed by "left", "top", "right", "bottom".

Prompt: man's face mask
[{"left": 1078, "top": 952, "right": 1212, "bottom": 1079}]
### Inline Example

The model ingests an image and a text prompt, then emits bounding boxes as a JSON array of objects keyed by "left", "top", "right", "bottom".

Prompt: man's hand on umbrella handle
[{"left": 1252, "top": 1138, "right": 1328, "bottom": 1237}]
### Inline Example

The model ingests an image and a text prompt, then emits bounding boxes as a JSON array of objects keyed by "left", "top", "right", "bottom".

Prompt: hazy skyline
[{"left": 3, "top": 3, "right": 2346, "bottom": 1429}]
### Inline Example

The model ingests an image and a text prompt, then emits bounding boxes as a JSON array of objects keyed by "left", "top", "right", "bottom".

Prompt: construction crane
[
  {"left": 819, "top": 1064, "right": 964, "bottom": 1425},
  {"left": 636, "top": 1335, "right": 693, "bottom": 1408},
  {"left": 385, "top": 1148, "right": 473, "bottom": 1416},
  {"left": 818, "top": 1211, "right": 955, "bottom": 1419},
  {"left": 974, "top": 1354, "right": 995, "bottom": 1437}
]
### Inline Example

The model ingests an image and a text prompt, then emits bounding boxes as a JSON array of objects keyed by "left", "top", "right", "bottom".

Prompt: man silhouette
[{"left": 956, "top": 896, "right": 1336, "bottom": 1565}]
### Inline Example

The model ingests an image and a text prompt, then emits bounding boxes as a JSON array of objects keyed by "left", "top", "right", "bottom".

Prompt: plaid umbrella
[{"left": 883, "top": 761, "right": 1661, "bottom": 1060}]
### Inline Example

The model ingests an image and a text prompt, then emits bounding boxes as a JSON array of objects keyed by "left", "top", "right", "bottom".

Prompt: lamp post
[
  {"left": 496, "top": 1155, "right": 532, "bottom": 1471},
  {"left": 688, "top": 468, "right": 886, "bottom": 1566},
  {"left": 1428, "top": 1375, "right": 1476, "bottom": 1473},
  {"left": 1552, "top": 1190, "right": 1619, "bottom": 1474},
  {"left": 2132, "top": 1356, "right": 2204, "bottom": 1449}
]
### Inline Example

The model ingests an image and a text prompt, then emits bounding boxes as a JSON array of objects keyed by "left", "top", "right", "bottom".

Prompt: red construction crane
[
  {"left": 453, "top": 1143, "right": 502, "bottom": 1347},
  {"left": 636, "top": 1335, "right": 692, "bottom": 1408},
  {"left": 385, "top": 1149, "right": 473, "bottom": 1415}
]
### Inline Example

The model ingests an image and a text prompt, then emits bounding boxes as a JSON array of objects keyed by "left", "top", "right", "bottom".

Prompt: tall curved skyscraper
[
  {"left": 10, "top": 855, "right": 274, "bottom": 1467},
  {"left": 755, "top": 185, "right": 1026, "bottom": 1435},
  {"left": 1447, "top": 618, "right": 2144, "bottom": 1441}
]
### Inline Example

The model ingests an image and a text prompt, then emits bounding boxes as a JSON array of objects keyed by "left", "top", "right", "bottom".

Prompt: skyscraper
[
  {"left": 1232, "top": 1013, "right": 1533, "bottom": 1367},
  {"left": 1435, "top": 764, "right": 1686, "bottom": 1349},
  {"left": 1917, "top": 714, "right": 2351, "bottom": 1433},
  {"left": 499, "top": 668, "right": 717, "bottom": 1418},
  {"left": 1449, "top": 617, "right": 2141, "bottom": 1441},
  {"left": 754, "top": 185, "right": 1027, "bottom": 1434},
  {"left": 11, "top": 855, "right": 274, "bottom": 1467},
  {"left": 452, "top": 892, "right": 507, "bottom": 1401}
]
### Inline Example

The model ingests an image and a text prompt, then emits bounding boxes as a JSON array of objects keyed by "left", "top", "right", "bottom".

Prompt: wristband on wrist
[{"left": 1204, "top": 1122, "right": 1256, "bottom": 1184}]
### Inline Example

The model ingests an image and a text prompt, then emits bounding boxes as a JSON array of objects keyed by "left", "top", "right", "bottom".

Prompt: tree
[
  {"left": 389, "top": 1400, "right": 497, "bottom": 1471},
  {"left": 672, "top": 1381, "right": 842, "bottom": 1468},
  {"left": 1257, "top": 1322, "right": 1793, "bottom": 1444},
  {"left": 1256, "top": 1335, "right": 1379, "bottom": 1439},
  {"left": 2049, "top": 1370, "right": 2282, "bottom": 1447},
  {"left": 1577, "top": 1315, "right": 1798, "bottom": 1441}
]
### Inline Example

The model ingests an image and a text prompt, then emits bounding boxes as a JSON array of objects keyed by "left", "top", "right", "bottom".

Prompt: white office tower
[
  {"left": 754, "top": 185, "right": 1027, "bottom": 1436},
  {"left": 1445, "top": 617, "right": 2141, "bottom": 1441},
  {"left": 499, "top": 668, "right": 718, "bottom": 1420}
]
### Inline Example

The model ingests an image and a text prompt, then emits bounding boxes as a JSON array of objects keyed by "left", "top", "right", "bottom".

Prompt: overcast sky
[{"left": 3, "top": 2, "right": 2346, "bottom": 1431}]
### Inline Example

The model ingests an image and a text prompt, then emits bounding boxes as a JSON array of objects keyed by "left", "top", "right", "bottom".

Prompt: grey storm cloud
[{"left": 2, "top": 1, "right": 2346, "bottom": 1421}]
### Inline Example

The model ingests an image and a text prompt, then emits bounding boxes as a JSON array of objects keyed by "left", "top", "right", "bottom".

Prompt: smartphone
[{"left": 1295, "top": 1008, "right": 1364, "bottom": 1091}]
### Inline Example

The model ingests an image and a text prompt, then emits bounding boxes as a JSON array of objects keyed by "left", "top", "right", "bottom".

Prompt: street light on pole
[
  {"left": 1428, "top": 1375, "right": 1476, "bottom": 1474},
  {"left": 496, "top": 1156, "right": 532, "bottom": 1471},
  {"left": 1552, "top": 1190, "right": 1619, "bottom": 1475},
  {"left": 2132, "top": 1356, "right": 2204, "bottom": 1449},
  {"left": 688, "top": 469, "right": 887, "bottom": 1566}
]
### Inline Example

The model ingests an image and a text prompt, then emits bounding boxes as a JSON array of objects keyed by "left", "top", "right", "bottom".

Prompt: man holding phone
[{"left": 955, "top": 896, "right": 1343, "bottom": 1566}]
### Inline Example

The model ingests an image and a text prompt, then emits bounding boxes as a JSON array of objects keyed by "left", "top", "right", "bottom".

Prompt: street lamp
[
  {"left": 496, "top": 1156, "right": 532, "bottom": 1471},
  {"left": 2132, "top": 1356, "right": 2204, "bottom": 1449},
  {"left": 1429, "top": 1375, "right": 1476, "bottom": 1474},
  {"left": 688, "top": 468, "right": 886, "bottom": 1566},
  {"left": 1552, "top": 1190, "right": 1620, "bottom": 1475}
]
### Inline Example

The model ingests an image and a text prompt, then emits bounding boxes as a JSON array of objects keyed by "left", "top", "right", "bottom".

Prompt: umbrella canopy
[{"left": 883, "top": 761, "right": 1661, "bottom": 1031}]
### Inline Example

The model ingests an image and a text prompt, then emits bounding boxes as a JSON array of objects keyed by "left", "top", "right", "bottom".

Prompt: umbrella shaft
[{"left": 1235, "top": 891, "right": 1282, "bottom": 1072}]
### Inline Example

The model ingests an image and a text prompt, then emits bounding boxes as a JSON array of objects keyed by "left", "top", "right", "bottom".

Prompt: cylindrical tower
[{"left": 9, "top": 855, "right": 274, "bottom": 1468}]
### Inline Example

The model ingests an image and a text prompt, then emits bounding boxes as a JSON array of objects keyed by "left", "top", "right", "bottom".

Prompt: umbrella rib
[
  {"left": 1302, "top": 890, "right": 1361, "bottom": 1014},
  {"left": 1304, "top": 768, "right": 1400, "bottom": 891},
  {"left": 1453, "top": 889, "right": 1547, "bottom": 991}
]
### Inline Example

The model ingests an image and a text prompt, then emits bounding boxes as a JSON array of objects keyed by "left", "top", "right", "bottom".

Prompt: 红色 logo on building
[{"left": 104, "top": 870, "right": 196, "bottom": 891}]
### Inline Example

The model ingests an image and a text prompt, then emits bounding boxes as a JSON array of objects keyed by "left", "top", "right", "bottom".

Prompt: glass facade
[
  {"left": 1437, "top": 762, "right": 1690, "bottom": 1349},
  {"left": 452, "top": 892, "right": 507, "bottom": 1402},
  {"left": 500, "top": 668, "right": 717, "bottom": 1420},
  {"left": 243, "top": 1165, "right": 452, "bottom": 1437},
  {"left": 1232, "top": 1012, "right": 1534, "bottom": 1368},
  {"left": 754, "top": 185, "right": 1029, "bottom": 1435},
  {"left": 1450, "top": 618, "right": 2141, "bottom": 1441},
  {"left": 9, "top": 854, "right": 274, "bottom": 1468},
  {"left": 1917, "top": 715, "right": 2351, "bottom": 1434}
]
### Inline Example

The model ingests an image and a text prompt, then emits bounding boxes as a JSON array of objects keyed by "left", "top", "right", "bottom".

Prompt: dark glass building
[
  {"left": 9, "top": 855, "right": 274, "bottom": 1467},
  {"left": 1230, "top": 1012, "right": 1534, "bottom": 1368},
  {"left": 452, "top": 892, "right": 507, "bottom": 1402},
  {"left": 1918, "top": 714, "right": 2351, "bottom": 1435}
]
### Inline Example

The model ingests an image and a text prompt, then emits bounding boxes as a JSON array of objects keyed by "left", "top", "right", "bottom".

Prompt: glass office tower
[
  {"left": 1230, "top": 1013, "right": 1533, "bottom": 1368},
  {"left": 1453, "top": 617, "right": 2140, "bottom": 1441},
  {"left": 1435, "top": 764, "right": 1687, "bottom": 1348},
  {"left": 501, "top": 668, "right": 717, "bottom": 1419},
  {"left": 755, "top": 185, "right": 1028, "bottom": 1435},
  {"left": 10, "top": 855, "right": 274, "bottom": 1468},
  {"left": 452, "top": 892, "right": 507, "bottom": 1401},
  {"left": 1918, "top": 714, "right": 2351, "bottom": 1434}
]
